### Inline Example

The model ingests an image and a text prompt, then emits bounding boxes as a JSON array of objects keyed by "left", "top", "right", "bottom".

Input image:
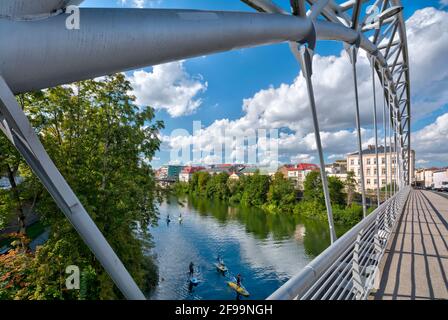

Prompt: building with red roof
[
  {"left": 285, "top": 163, "right": 320, "bottom": 190},
  {"left": 179, "top": 166, "right": 205, "bottom": 183}
]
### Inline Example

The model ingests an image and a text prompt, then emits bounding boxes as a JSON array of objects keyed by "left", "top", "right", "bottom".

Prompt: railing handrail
[{"left": 268, "top": 186, "right": 411, "bottom": 300}]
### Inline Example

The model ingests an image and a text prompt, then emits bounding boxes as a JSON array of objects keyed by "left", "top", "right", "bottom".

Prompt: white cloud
[
  {"left": 290, "top": 154, "right": 315, "bottom": 164},
  {"left": 406, "top": 8, "right": 448, "bottom": 119},
  {"left": 412, "top": 113, "right": 448, "bottom": 163},
  {"left": 128, "top": 61, "right": 207, "bottom": 117},
  {"left": 161, "top": 7, "right": 448, "bottom": 166},
  {"left": 241, "top": 51, "right": 376, "bottom": 136}
]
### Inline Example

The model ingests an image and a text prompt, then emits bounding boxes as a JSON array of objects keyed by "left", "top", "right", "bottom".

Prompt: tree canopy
[{"left": 0, "top": 74, "right": 163, "bottom": 299}]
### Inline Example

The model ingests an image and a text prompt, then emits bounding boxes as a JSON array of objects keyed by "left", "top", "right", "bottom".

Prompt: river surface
[{"left": 149, "top": 196, "right": 348, "bottom": 300}]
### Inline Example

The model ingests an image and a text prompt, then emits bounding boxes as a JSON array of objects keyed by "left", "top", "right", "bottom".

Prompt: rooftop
[{"left": 349, "top": 145, "right": 396, "bottom": 156}]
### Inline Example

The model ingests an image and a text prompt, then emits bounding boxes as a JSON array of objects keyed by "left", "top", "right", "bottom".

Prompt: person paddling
[
  {"left": 189, "top": 262, "right": 194, "bottom": 276},
  {"left": 217, "top": 254, "right": 224, "bottom": 266},
  {"left": 236, "top": 274, "right": 242, "bottom": 288}
]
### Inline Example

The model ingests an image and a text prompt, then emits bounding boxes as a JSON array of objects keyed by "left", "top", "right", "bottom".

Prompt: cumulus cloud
[
  {"left": 162, "top": 7, "right": 448, "bottom": 166},
  {"left": 412, "top": 113, "right": 448, "bottom": 164},
  {"left": 241, "top": 51, "right": 376, "bottom": 136},
  {"left": 406, "top": 8, "right": 448, "bottom": 119},
  {"left": 127, "top": 61, "right": 207, "bottom": 117}
]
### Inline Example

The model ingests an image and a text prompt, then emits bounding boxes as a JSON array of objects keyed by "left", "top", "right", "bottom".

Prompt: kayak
[
  {"left": 227, "top": 281, "right": 249, "bottom": 297},
  {"left": 214, "top": 263, "right": 228, "bottom": 273}
]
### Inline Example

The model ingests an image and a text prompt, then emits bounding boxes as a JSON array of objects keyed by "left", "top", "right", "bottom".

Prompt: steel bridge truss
[{"left": 0, "top": 0, "right": 411, "bottom": 300}]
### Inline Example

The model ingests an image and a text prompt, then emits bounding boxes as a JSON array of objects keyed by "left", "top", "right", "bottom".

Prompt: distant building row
[
  {"left": 155, "top": 164, "right": 265, "bottom": 183},
  {"left": 415, "top": 167, "right": 448, "bottom": 190},
  {"left": 154, "top": 145, "right": 418, "bottom": 192}
]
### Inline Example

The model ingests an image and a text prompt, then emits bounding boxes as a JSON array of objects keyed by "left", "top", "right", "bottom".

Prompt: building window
[
  {"left": 381, "top": 157, "right": 385, "bottom": 164},
  {"left": 351, "top": 159, "right": 354, "bottom": 165},
  {"left": 373, "top": 158, "right": 377, "bottom": 165},
  {"left": 382, "top": 169, "right": 386, "bottom": 175},
  {"left": 367, "top": 179, "right": 371, "bottom": 185},
  {"left": 374, "top": 179, "right": 377, "bottom": 185},
  {"left": 358, "top": 169, "right": 360, "bottom": 175},
  {"left": 382, "top": 179, "right": 386, "bottom": 185},
  {"left": 367, "top": 158, "right": 371, "bottom": 165},
  {"left": 367, "top": 169, "right": 371, "bottom": 175},
  {"left": 374, "top": 168, "right": 377, "bottom": 175}
]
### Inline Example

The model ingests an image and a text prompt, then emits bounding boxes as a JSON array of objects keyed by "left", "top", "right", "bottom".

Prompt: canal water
[{"left": 149, "top": 196, "right": 348, "bottom": 300}]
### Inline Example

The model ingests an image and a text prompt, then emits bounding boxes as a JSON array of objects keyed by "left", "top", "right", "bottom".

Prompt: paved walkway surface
[{"left": 375, "top": 190, "right": 448, "bottom": 300}]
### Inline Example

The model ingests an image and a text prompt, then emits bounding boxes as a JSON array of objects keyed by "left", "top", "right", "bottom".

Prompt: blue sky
[{"left": 81, "top": 1, "right": 448, "bottom": 168}]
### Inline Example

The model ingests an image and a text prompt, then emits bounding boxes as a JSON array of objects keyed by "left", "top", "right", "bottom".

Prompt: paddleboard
[
  {"left": 214, "top": 263, "right": 228, "bottom": 273},
  {"left": 227, "top": 281, "right": 249, "bottom": 297}
]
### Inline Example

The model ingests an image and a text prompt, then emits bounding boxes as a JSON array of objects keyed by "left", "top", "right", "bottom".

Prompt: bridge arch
[{"left": 0, "top": 0, "right": 412, "bottom": 300}]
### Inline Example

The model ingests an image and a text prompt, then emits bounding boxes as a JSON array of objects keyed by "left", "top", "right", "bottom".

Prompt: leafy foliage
[
  {"left": 303, "top": 170, "right": 345, "bottom": 206},
  {"left": 266, "top": 172, "right": 296, "bottom": 209},
  {"left": 240, "top": 172, "right": 270, "bottom": 207},
  {"left": 173, "top": 166, "right": 364, "bottom": 227},
  {"left": 0, "top": 235, "right": 33, "bottom": 300},
  {"left": 206, "top": 173, "right": 230, "bottom": 200},
  {"left": 345, "top": 170, "right": 357, "bottom": 206},
  {"left": 0, "top": 74, "right": 163, "bottom": 299}
]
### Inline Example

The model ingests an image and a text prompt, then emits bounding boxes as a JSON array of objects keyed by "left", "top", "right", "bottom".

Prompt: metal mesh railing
[{"left": 268, "top": 186, "right": 411, "bottom": 300}]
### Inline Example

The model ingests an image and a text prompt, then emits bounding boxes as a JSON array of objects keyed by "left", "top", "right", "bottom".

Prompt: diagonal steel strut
[
  {"left": 0, "top": 76, "right": 145, "bottom": 300},
  {"left": 291, "top": 44, "right": 337, "bottom": 244}
]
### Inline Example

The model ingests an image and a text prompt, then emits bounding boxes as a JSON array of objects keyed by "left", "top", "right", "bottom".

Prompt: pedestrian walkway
[{"left": 374, "top": 190, "right": 448, "bottom": 300}]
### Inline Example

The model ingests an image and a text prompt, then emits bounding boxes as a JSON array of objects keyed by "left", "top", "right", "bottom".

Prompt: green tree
[
  {"left": 241, "top": 172, "right": 270, "bottom": 206},
  {"left": 303, "top": 171, "right": 324, "bottom": 203},
  {"left": 1, "top": 74, "right": 163, "bottom": 299},
  {"left": 189, "top": 171, "right": 210, "bottom": 195},
  {"left": 227, "top": 176, "right": 246, "bottom": 204},
  {"left": 0, "top": 110, "right": 41, "bottom": 246},
  {"left": 267, "top": 172, "right": 296, "bottom": 207},
  {"left": 206, "top": 173, "right": 230, "bottom": 200},
  {"left": 303, "top": 171, "right": 345, "bottom": 206},
  {"left": 328, "top": 176, "right": 345, "bottom": 206},
  {"left": 345, "top": 170, "right": 357, "bottom": 206}
]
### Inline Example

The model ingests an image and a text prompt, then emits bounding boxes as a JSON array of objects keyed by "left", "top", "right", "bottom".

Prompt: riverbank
[{"left": 173, "top": 171, "right": 375, "bottom": 229}]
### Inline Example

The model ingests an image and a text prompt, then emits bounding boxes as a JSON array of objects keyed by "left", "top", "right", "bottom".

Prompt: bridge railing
[{"left": 268, "top": 186, "right": 411, "bottom": 300}]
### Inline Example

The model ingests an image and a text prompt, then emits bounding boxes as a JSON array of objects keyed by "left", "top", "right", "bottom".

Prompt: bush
[
  {"left": 332, "top": 204, "right": 364, "bottom": 226},
  {"left": 292, "top": 201, "right": 364, "bottom": 227},
  {"left": 293, "top": 201, "right": 326, "bottom": 220}
]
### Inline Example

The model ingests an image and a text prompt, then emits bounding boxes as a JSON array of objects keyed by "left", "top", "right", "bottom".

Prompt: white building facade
[{"left": 346, "top": 145, "right": 415, "bottom": 191}]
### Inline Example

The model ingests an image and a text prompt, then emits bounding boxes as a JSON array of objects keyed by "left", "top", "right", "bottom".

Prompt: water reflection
[{"left": 149, "top": 196, "right": 347, "bottom": 300}]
